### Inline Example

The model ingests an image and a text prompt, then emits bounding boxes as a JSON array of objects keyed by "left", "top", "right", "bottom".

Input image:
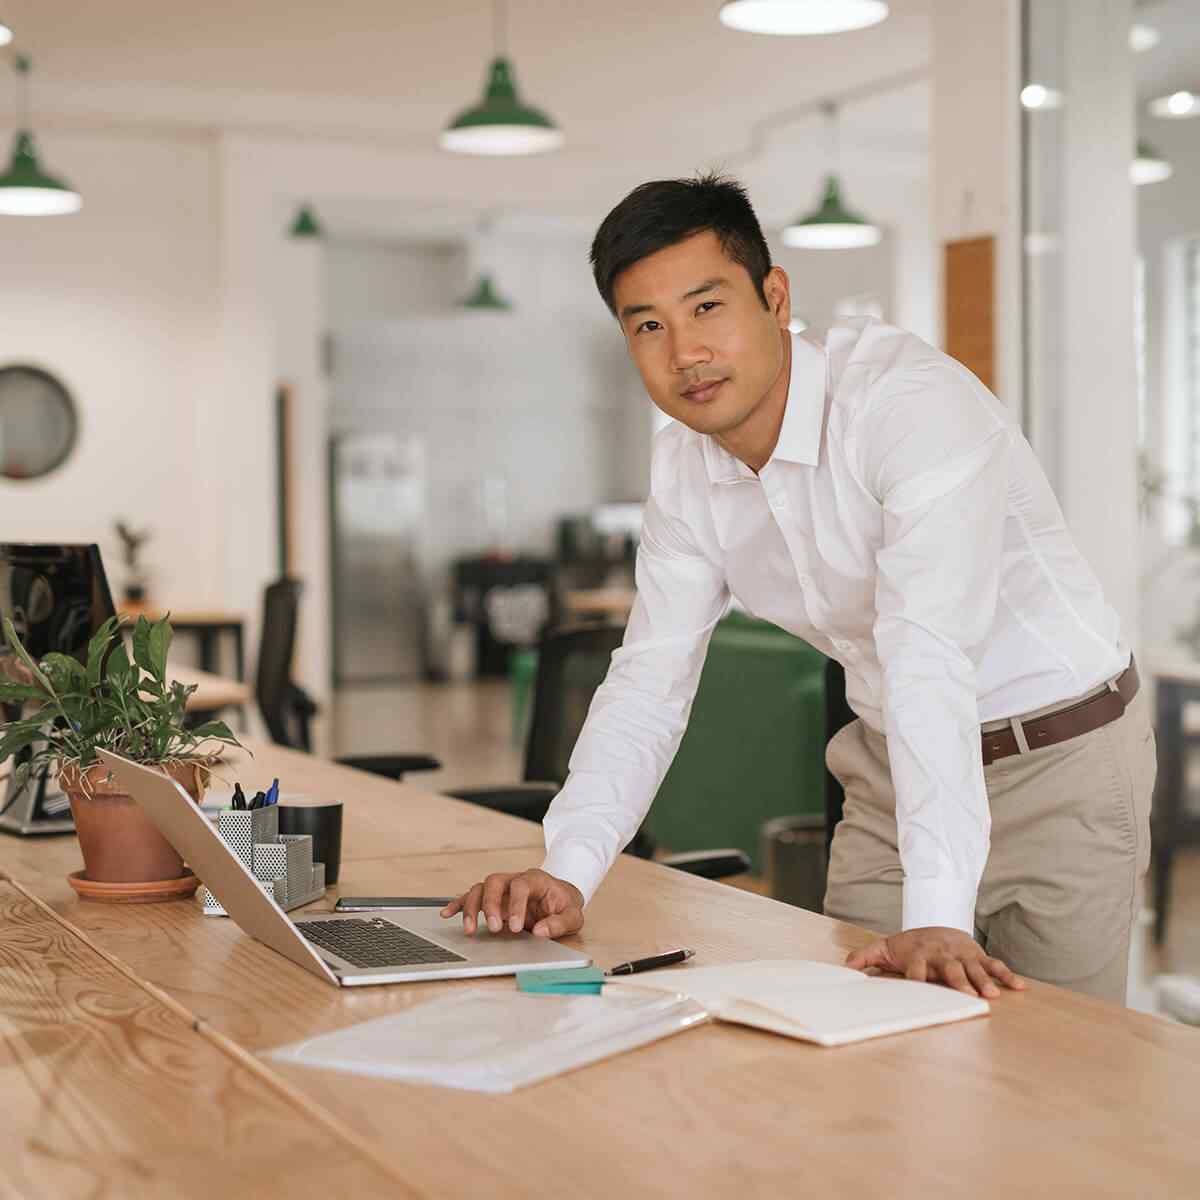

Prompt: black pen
[{"left": 604, "top": 948, "right": 695, "bottom": 977}]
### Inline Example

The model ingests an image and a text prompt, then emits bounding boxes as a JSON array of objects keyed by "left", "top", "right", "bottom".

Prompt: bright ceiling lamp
[
  {"left": 0, "top": 56, "right": 81, "bottom": 216},
  {"left": 1131, "top": 139, "right": 1172, "bottom": 186},
  {"left": 1129, "top": 24, "right": 1160, "bottom": 53},
  {"left": 782, "top": 105, "right": 880, "bottom": 250},
  {"left": 719, "top": 0, "right": 888, "bottom": 35},
  {"left": 1149, "top": 90, "right": 1198, "bottom": 118},
  {"left": 441, "top": 0, "right": 562, "bottom": 156},
  {"left": 1020, "top": 84, "right": 1063, "bottom": 110},
  {"left": 0, "top": 22, "right": 12, "bottom": 48}
]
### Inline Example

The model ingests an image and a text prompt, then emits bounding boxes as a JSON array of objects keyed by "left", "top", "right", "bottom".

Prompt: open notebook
[{"left": 608, "top": 959, "right": 989, "bottom": 1047}]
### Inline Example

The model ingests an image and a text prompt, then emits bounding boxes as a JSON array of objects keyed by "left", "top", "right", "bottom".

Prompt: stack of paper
[{"left": 266, "top": 988, "right": 707, "bottom": 1093}]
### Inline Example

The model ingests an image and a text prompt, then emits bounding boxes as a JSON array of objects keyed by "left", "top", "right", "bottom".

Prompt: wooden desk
[
  {"left": 561, "top": 587, "right": 636, "bottom": 622},
  {"left": 0, "top": 749, "right": 1198, "bottom": 1197}
]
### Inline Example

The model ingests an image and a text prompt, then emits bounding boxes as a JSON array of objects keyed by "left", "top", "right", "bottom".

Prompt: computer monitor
[{"left": 0, "top": 543, "right": 118, "bottom": 835}]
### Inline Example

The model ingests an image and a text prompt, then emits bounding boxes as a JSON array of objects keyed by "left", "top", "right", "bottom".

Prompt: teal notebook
[{"left": 516, "top": 967, "right": 606, "bottom": 995}]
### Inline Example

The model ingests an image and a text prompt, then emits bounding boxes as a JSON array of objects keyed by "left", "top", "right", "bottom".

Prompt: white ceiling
[
  {"left": 2, "top": 0, "right": 933, "bottom": 231},
  {"left": 1135, "top": 0, "right": 1200, "bottom": 101}
]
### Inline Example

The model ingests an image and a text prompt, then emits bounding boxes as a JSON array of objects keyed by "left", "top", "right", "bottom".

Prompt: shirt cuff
[
  {"left": 540, "top": 841, "right": 607, "bottom": 908},
  {"left": 902, "top": 877, "right": 977, "bottom": 936}
]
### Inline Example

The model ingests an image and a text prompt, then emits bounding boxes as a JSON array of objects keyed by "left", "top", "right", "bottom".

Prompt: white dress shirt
[{"left": 542, "top": 318, "right": 1126, "bottom": 934}]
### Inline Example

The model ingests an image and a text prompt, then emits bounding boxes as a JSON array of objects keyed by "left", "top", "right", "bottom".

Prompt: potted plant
[{"left": 0, "top": 613, "right": 241, "bottom": 894}]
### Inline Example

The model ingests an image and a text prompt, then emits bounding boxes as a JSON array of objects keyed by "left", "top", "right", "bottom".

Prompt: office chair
[
  {"left": 257, "top": 578, "right": 441, "bottom": 780},
  {"left": 823, "top": 657, "right": 857, "bottom": 859},
  {"left": 447, "top": 623, "right": 751, "bottom": 880}
]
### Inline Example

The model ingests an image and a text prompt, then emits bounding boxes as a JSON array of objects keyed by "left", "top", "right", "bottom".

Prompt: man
[{"left": 442, "top": 174, "right": 1155, "bottom": 1003}]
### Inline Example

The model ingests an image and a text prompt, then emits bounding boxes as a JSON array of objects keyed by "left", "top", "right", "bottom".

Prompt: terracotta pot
[{"left": 59, "top": 760, "right": 208, "bottom": 885}]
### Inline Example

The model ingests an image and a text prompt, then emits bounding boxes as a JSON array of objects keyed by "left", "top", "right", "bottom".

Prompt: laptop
[{"left": 97, "top": 749, "right": 592, "bottom": 987}]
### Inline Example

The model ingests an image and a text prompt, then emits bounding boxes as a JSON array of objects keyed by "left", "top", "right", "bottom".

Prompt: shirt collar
[{"left": 701, "top": 331, "right": 827, "bottom": 485}]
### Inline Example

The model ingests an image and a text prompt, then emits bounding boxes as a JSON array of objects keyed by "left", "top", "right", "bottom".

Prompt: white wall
[
  {"left": 0, "top": 127, "right": 224, "bottom": 612},
  {"left": 326, "top": 230, "right": 647, "bottom": 582}
]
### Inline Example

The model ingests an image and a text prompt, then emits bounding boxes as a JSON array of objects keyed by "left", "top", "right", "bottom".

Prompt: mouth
[{"left": 681, "top": 379, "right": 727, "bottom": 404}]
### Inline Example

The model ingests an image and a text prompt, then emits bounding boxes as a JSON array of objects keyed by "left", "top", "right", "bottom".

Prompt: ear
[{"left": 763, "top": 265, "right": 791, "bottom": 330}]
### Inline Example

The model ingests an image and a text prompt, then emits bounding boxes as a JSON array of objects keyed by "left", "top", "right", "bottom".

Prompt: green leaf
[
  {"left": 189, "top": 720, "right": 237, "bottom": 742},
  {"left": 148, "top": 617, "right": 172, "bottom": 682},
  {"left": 41, "top": 653, "right": 87, "bottom": 692},
  {"left": 2, "top": 617, "right": 52, "bottom": 692},
  {"left": 0, "top": 682, "right": 47, "bottom": 703},
  {"left": 0, "top": 723, "right": 45, "bottom": 761},
  {"left": 106, "top": 641, "right": 131, "bottom": 687},
  {"left": 85, "top": 618, "right": 120, "bottom": 689},
  {"left": 131, "top": 616, "right": 154, "bottom": 677}
]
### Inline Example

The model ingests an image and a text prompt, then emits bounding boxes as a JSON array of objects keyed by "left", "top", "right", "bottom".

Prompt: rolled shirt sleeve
[
  {"left": 863, "top": 364, "right": 1012, "bottom": 935},
  {"left": 541, "top": 492, "right": 729, "bottom": 905}
]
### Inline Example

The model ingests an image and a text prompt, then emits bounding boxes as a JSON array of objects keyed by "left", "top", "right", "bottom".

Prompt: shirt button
[
  {"left": 799, "top": 574, "right": 813, "bottom": 589},
  {"left": 834, "top": 639, "right": 853, "bottom": 652}
]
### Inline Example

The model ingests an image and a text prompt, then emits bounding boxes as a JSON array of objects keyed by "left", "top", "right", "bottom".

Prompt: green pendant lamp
[
  {"left": 289, "top": 203, "right": 323, "bottom": 237},
  {"left": 782, "top": 104, "right": 879, "bottom": 250},
  {"left": 441, "top": 0, "right": 563, "bottom": 156},
  {"left": 459, "top": 272, "right": 513, "bottom": 311},
  {"left": 1131, "top": 139, "right": 1172, "bottom": 186},
  {"left": 0, "top": 56, "right": 81, "bottom": 216}
]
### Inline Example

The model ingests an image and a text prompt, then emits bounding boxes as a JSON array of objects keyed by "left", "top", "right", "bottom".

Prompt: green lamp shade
[
  {"left": 289, "top": 204, "right": 323, "bottom": 238},
  {"left": 1131, "top": 139, "right": 1172, "bottom": 186},
  {"left": 459, "top": 274, "right": 513, "bottom": 311},
  {"left": 0, "top": 130, "right": 82, "bottom": 216},
  {"left": 441, "top": 57, "right": 563, "bottom": 156},
  {"left": 781, "top": 175, "right": 880, "bottom": 249}
]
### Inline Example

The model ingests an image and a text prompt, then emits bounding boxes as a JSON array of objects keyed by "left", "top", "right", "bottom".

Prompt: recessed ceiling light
[
  {"left": 719, "top": 1, "right": 889, "bottom": 36},
  {"left": 787, "top": 318, "right": 809, "bottom": 334},
  {"left": 1021, "top": 84, "right": 1064, "bottom": 111},
  {"left": 1149, "top": 90, "right": 1198, "bottom": 118},
  {"left": 0, "top": 22, "right": 12, "bottom": 48},
  {"left": 1129, "top": 24, "right": 1160, "bottom": 53}
]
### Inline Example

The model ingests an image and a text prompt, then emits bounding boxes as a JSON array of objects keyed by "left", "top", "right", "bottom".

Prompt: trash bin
[{"left": 760, "top": 813, "right": 827, "bottom": 913}]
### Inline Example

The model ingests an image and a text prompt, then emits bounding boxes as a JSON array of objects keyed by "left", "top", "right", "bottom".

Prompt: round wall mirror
[{"left": 0, "top": 365, "right": 79, "bottom": 481}]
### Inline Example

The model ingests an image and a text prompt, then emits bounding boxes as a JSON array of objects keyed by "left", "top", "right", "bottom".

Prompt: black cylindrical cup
[{"left": 278, "top": 800, "right": 344, "bottom": 885}]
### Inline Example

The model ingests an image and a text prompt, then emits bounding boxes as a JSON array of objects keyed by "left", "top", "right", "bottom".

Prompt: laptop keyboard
[{"left": 296, "top": 918, "right": 467, "bottom": 969}]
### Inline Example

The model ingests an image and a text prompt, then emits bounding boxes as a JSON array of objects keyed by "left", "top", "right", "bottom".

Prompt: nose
[{"left": 669, "top": 331, "right": 712, "bottom": 374}]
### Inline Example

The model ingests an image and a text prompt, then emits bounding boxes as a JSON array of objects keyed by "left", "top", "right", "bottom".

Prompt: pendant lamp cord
[
  {"left": 14, "top": 53, "right": 29, "bottom": 130},
  {"left": 493, "top": 0, "right": 508, "bottom": 58},
  {"left": 822, "top": 101, "right": 839, "bottom": 175}
]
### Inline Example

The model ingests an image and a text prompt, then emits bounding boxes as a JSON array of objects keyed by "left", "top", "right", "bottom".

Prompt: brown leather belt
[{"left": 980, "top": 657, "right": 1139, "bottom": 767}]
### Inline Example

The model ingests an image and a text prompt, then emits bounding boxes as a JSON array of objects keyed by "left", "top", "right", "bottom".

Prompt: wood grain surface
[{"left": 1, "top": 752, "right": 1198, "bottom": 1198}]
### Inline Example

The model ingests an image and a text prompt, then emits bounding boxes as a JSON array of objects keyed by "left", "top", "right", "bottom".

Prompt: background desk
[
  {"left": 170, "top": 663, "right": 251, "bottom": 715},
  {"left": 0, "top": 741, "right": 1197, "bottom": 1198}
]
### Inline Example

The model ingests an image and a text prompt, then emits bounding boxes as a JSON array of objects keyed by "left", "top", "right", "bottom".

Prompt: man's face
[{"left": 612, "top": 230, "right": 790, "bottom": 437}]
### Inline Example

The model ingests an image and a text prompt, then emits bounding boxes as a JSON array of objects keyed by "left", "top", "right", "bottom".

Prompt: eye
[
  {"left": 635, "top": 319, "right": 662, "bottom": 335},
  {"left": 696, "top": 301, "right": 722, "bottom": 315}
]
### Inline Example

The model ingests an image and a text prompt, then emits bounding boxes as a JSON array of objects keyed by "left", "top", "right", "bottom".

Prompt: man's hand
[
  {"left": 845, "top": 927, "right": 1026, "bottom": 998},
  {"left": 440, "top": 869, "right": 585, "bottom": 939}
]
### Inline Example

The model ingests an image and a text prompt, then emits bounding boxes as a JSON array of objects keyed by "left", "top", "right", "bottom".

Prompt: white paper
[
  {"left": 610, "top": 959, "right": 989, "bottom": 1047},
  {"left": 265, "top": 989, "right": 708, "bottom": 1093}
]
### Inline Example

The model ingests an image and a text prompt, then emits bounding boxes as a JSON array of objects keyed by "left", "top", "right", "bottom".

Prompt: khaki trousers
[{"left": 823, "top": 687, "right": 1156, "bottom": 1004}]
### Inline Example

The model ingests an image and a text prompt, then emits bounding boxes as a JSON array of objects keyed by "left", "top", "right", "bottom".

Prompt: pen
[{"left": 604, "top": 948, "right": 695, "bottom": 977}]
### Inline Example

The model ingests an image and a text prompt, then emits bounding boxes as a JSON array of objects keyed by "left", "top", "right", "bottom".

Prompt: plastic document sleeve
[{"left": 264, "top": 988, "right": 708, "bottom": 1094}]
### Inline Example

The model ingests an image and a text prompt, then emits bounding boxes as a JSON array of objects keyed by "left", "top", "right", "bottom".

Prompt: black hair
[{"left": 589, "top": 172, "right": 773, "bottom": 317}]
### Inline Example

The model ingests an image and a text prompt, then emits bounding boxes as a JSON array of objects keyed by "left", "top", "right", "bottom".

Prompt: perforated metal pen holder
[{"left": 217, "top": 807, "right": 279, "bottom": 869}]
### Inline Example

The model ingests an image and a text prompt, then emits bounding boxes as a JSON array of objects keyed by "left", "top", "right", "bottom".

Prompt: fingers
[
  {"left": 939, "top": 957, "right": 978, "bottom": 997},
  {"left": 984, "top": 955, "right": 1026, "bottom": 990},
  {"left": 531, "top": 907, "right": 584, "bottom": 939},
  {"left": 460, "top": 882, "right": 485, "bottom": 934},
  {"left": 966, "top": 960, "right": 1000, "bottom": 999},
  {"left": 845, "top": 938, "right": 888, "bottom": 971},
  {"left": 481, "top": 874, "right": 512, "bottom": 933},
  {"left": 508, "top": 874, "right": 532, "bottom": 933},
  {"left": 439, "top": 896, "right": 462, "bottom": 918},
  {"left": 904, "top": 955, "right": 928, "bottom": 984}
]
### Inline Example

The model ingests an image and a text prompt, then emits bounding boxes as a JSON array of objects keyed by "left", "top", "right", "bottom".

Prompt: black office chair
[
  {"left": 257, "top": 578, "right": 441, "bottom": 780},
  {"left": 823, "top": 657, "right": 858, "bottom": 858},
  {"left": 448, "top": 623, "right": 751, "bottom": 880}
]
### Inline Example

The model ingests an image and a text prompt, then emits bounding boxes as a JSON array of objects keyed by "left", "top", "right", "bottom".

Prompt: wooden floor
[{"left": 333, "top": 679, "right": 1200, "bottom": 988}]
